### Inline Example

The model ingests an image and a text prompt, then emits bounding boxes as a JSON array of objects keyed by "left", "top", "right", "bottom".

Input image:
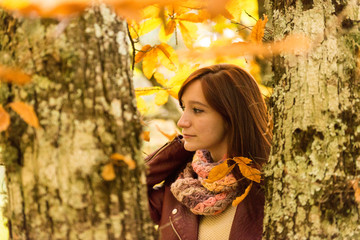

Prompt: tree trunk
[
  {"left": 263, "top": 0, "right": 360, "bottom": 239},
  {"left": 0, "top": 5, "right": 155, "bottom": 240}
]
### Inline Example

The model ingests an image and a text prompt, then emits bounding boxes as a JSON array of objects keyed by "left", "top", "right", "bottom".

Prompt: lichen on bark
[
  {"left": 0, "top": 5, "right": 155, "bottom": 240},
  {"left": 264, "top": 0, "right": 360, "bottom": 239}
]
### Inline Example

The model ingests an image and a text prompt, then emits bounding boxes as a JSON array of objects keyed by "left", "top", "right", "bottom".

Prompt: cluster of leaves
[
  {"left": 0, "top": 66, "right": 39, "bottom": 132},
  {"left": 131, "top": 1, "right": 267, "bottom": 114},
  {"left": 206, "top": 156, "right": 261, "bottom": 206}
]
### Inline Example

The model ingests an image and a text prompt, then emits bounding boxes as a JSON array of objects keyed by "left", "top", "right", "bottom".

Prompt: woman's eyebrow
[{"left": 188, "top": 100, "right": 210, "bottom": 108}]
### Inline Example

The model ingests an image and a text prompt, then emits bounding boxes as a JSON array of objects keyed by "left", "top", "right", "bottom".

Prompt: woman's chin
[{"left": 183, "top": 143, "right": 197, "bottom": 152}]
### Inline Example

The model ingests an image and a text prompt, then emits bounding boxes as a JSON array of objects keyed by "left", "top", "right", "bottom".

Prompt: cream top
[{"left": 198, "top": 206, "right": 237, "bottom": 240}]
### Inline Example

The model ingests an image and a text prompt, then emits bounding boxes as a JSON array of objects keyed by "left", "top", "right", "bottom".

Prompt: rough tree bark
[
  {"left": 264, "top": 0, "right": 360, "bottom": 239},
  {"left": 0, "top": 5, "right": 155, "bottom": 240}
]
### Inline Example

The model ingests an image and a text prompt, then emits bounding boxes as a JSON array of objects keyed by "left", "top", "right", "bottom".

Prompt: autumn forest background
[{"left": 0, "top": 0, "right": 359, "bottom": 239}]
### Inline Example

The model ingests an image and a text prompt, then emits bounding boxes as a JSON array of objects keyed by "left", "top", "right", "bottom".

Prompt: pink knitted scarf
[{"left": 170, "top": 150, "right": 239, "bottom": 215}]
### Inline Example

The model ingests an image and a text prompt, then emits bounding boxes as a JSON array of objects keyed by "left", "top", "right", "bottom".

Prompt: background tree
[
  {"left": 263, "top": 0, "right": 360, "bottom": 238},
  {"left": 0, "top": 5, "right": 155, "bottom": 239}
]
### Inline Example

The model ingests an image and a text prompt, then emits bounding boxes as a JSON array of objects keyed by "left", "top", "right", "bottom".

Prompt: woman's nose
[{"left": 177, "top": 113, "right": 190, "bottom": 128}]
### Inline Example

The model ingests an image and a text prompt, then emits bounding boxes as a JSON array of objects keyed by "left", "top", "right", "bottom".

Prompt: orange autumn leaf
[
  {"left": 177, "top": 12, "right": 209, "bottom": 23},
  {"left": 110, "top": 153, "right": 136, "bottom": 170},
  {"left": 165, "top": 20, "right": 176, "bottom": 35},
  {"left": 0, "top": 65, "right": 32, "bottom": 85},
  {"left": 232, "top": 182, "right": 253, "bottom": 206},
  {"left": 206, "top": 160, "right": 235, "bottom": 183},
  {"left": 9, "top": 101, "right": 39, "bottom": 128},
  {"left": 141, "top": 131, "right": 150, "bottom": 142},
  {"left": 250, "top": 15, "right": 268, "bottom": 44},
  {"left": 182, "top": 35, "right": 311, "bottom": 59},
  {"left": 351, "top": 179, "right": 360, "bottom": 203},
  {"left": 157, "top": 43, "right": 178, "bottom": 71},
  {"left": 102, "top": 163, "right": 116, "bottom": 181},
  {"left": 234, "top": 157, "right": 261, "bottom": 183},
  {"left": 135, "top": 44, "right": 152, "bottom": 63},
  {"left": 0, "top": 105, "right": 10, "bottom": 132},
  {"left": 155, "top": 125, "right": 177, "bottom": 141}
]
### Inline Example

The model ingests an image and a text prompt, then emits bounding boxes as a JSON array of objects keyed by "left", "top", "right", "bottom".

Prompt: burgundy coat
[{"left": 146, "top": 136, "right": 265, "bottom": 240}]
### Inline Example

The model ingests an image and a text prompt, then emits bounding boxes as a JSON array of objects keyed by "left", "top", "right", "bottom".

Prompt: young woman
[{"left": 146, "top": 64, "right": 272, "bottom": 240}]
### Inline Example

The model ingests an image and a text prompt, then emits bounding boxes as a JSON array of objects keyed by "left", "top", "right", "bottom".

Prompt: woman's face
[{"left": 177, "top": 80, "right": 228, "bottom": 161}]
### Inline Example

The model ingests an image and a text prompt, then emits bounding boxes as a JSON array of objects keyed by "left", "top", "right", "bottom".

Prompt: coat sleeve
[{"left": 145, "top": 135, "right": 194, "bottom": 223}]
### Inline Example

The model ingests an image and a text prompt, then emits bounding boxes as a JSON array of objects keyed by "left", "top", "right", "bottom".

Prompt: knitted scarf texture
[{"left": 170, "top": 150, "right": 239, "bottom": 215}]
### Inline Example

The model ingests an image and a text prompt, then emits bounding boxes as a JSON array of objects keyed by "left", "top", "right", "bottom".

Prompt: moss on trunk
[
  {"left": 0, "top": 5, "right": 155, "bottom": 240},
  {"left": 264, "top": 0, "right": 360, "bottom": 239}
]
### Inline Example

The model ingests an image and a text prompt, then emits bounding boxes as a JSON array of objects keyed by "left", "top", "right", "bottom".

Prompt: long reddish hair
[{"left": 178, "top": 64, "right": 272, "bottom": 167}]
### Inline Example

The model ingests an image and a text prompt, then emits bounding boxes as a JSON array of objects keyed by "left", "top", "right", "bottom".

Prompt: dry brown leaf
[
  {"left": 102, "top": 163, "right": 116, "bottom": 181},
  {"left": 206, "top": 160, "right": 235, "bottom": 183},
  {"left": 141, "top": 131, "right": 150, "bottom": 142},
  {"left": 250, "top": 15, "right": 268, "bottom": 44},
  {"left": 237, "top": 162, "right": 261, "bottom": 183},
  {"left": 0, "top": 65, "right": 32, "bottom": 85},
  {"left": 9, "top": 101, "right": 39, "bottom": 128},
  {"left": 111, "top": 153, "right": 136, "bottom": 170},
  {"left": 232, "top": 182, "right": 252, "bottom": 206},
  {"left": 135, "top": 45, "right": 152, "bottom": 63},
  {"left": 0, "top": 105, "right": 10, "bottom": 132}
]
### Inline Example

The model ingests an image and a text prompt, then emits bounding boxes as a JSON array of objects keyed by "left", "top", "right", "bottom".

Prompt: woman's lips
[{"left": 183, "top": 134, "right": 196, "bottom": 139}]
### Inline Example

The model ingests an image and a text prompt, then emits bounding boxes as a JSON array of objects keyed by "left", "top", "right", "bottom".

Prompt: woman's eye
[{"left": 193, "top": 108, "right": 203, "bottom": 113}]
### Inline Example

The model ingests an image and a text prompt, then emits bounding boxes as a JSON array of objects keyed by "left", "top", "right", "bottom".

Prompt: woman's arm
[{"left": 145, "top": 135, "right": 194, "bottom": 223}]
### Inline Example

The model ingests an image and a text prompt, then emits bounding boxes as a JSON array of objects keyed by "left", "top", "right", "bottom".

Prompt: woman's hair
[{"left": 178, "top": 64, "right": 272, "bottom": 167}]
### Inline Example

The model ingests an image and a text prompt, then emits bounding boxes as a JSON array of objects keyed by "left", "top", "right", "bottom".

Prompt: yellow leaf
[
  {"left": 155, "top": 90, "right": 169, "bottom": 106},
  {"left": 232, "top": 182, "right": 253, "bottom": 206},
  {"left": 168, "top": 87, "right": 179, "bottom": 99},
  {"left": 141, "top": 131, "right": 150, "bottom": 142},
  {"left": 206, "top": 160, "right": 235, "bottom": 183},
  {"left": 136, "top": 18, "right": 162, "bottom": 37},
  {"left": 0, "top": 65, "right": 32, "bottom": 85},
  {"left": 225, "top": 0, "right": 241, "bottom": 20},
  {"left": 111, "top": 153, "right": 136, "bottom": 170},
  {"left": 142, "top": 47, "right": 158, "bottom": 79},
  {"left": 165, "top": 20, "right": 176, "bottom": 35},
  {"left": 0, "top": 0, "right": 30, "bottom": 10},
  {"left": 101, "top": 163, "right": 116, "bottom": 181},
  {"left": 9, "top": 101, "right": 39, "bottom": 128},
  {"left": 154, "top": 72, "right": 168, "bottom": 86},
  {"left": 250, "top": 15, "right": 268, "bottom": 44},
  {"left": 236, "top": 160, "right": 261, "bottom": 183},
  {"left": 136, "top": 96, "right": 147, "bottom": 114},
  {"left": 135, "top": 86, "right": 163, "bottom": 96},
  {"left": 135, "top": 45, "right": 152, "bottom": 63},
  {"left": 157, "top": 43, "right": 178, "bottom": 71},
  {"left": 177, "top": 12, "right": 208, "bottom": 23},
  {"left": 178, "top": 21, "right": 197, "bottom": 48},
  {"left": 0, "top": 105, "right": 10, "bottom": 132},
  {"left": 155, "top": 125, "right": 177, "bottom": 141}
]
